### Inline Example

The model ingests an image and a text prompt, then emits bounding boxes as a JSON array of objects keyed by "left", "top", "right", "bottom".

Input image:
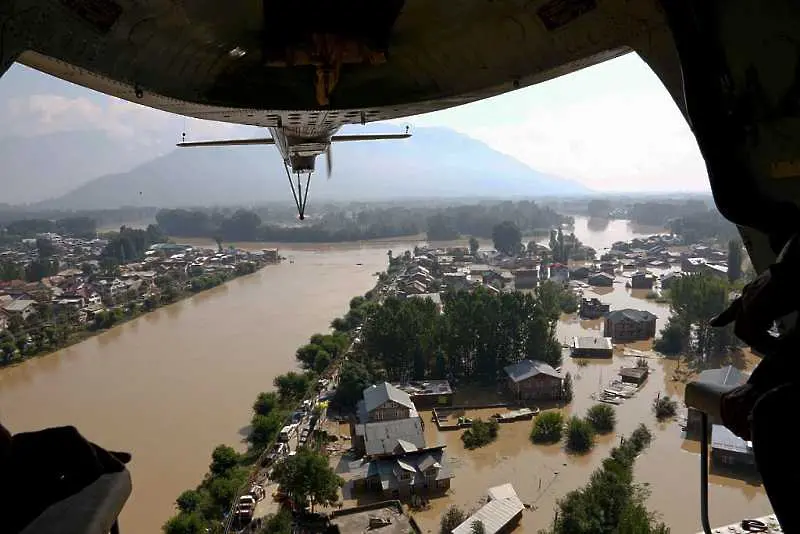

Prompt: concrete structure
[
  {"left": 604, "top": 309, "right": 657, "bottom": 342},
  {"left": 579, "top": 298, "right": 609, "bottom": 319},
  {"left": 619, "top": 366, "right": 649, "bottom": 385},
  {"left": 571, "top": 336, "right": 613, "bottom": 358},
  {"left": 329, "top": 501, "right": 418, "bottom": 534},
  {"left": 393, "top": 380, "right": 453, "bottom": 408},
  {"left": 631, "top": 271, "right": 655, "bottom": 290},
  {"left": 503, "top": 359, "right": 563, "bottom": 401}
]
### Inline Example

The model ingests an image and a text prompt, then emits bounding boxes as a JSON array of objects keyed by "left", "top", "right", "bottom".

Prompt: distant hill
[
  {"left": 0, "top": 131, "right": 158, "bottom": 204},
  {"left": 33, "top": 126, "right": 589, "bottom": 210}
]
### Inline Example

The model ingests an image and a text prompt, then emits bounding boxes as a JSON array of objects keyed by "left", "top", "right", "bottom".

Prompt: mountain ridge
[{"left": 26, "top": 126, "right": 589, "bottom": 210}]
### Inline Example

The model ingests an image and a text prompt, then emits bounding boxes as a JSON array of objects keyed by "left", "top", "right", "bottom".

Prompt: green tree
[
  {"left": 492, "top": 221, "right": 522, "bottom": 256},
  {"left": 260, "top": 509, "right": 292, "bottom": 534},
  {"left": 469, "top": 236, "right": 480, "bottom": 256},
  {"left": 274, "top": 371, "right": 313, "bottom": 403},
  {"left": 565, "top": 417, "right": 595, "bottom": 454},
  {"left": 586, "top": 404, "right": 616, "bottom": 434},
  {"left": 653, "top": 318, "right": 687, "bottom": 356},
  {"left": 471, "top": 520, "right": 487, "bottom": 534},
  {"left": 253, "top": 392, "right": 278, "bottom": 416},
  {"left": 209, "top": 445, "right": 240, "bottom": 476},
  {"left": 728, "top": 239, "right": 743, "bottom": 282},
  {"left": 0, "top": 262, "right": 22, "bottom": 281},
  {"left": 332, "top": 360, "right": 373, "bottom": 412},
  {"left": 440, "top": 505, "right": 467, "bottom": 534},
  {"left": 664, "top": 274, "right": 730, "bottom": 360},
  {"left": 271, "top": 449, "right": 343, "bottom": 513},
  {"left": 163, "top": 512, "right": 205, "bottom": 534},
  {"left": 175, "top": 490, "right": 202, "bottom": 513},
  {"left": 248, "top": 412, "right": 284, "bottom": 451},
  {"left": 545, "top": 426, "right": 667, "bottom": 534},
  {"left": 531, "top": 411, "right": 564, "bottom": 444},
  {"left": 461, "top": 418, "right": 499, "bottom": 449},
  {"left": 653, "top": 396, "right": 678, "bottom": 421}
]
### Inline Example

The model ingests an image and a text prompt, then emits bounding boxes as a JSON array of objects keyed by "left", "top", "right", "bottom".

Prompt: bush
[
  {"left": 531, "top": 411, "right": 564, "bottom": 444},
  {"left": 260, "top": 509, "right": 292, "bottom": 534},
  {"left": 440, "top": 505, "right": 467, "bottom": 534},
  {"left": 565, "top": 416, "right": 596, "bottom": 454},
  {"left": 628, "top": 424, "right": 653, "bottom": 452},
  {"left": 586, "top": 403, "right": 616, "bottom": 434},
  {"left": 653, "top": 396, "right": 678, "bottom": 421},
  {"left": 461, "top": 418, "right": 499, "bottom": 449}
]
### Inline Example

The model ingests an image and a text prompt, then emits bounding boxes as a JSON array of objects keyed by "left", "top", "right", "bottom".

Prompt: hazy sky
[{"left": 1, "top": 52, "right": 710, "bottom": 193}]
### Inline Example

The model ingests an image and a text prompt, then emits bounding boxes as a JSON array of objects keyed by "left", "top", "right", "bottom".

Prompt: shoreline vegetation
[
  {"left": 162, "top": 272, "right": 387, "bottom": 534},
  {"left": 0, "top": 260, "right": 269, "bottom": 369}
]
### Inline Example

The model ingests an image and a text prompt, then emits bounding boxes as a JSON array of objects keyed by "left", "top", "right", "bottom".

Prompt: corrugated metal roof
[
  {"left": 363, "top": 382, "right": 416, "bottom": 413},
  {"left": 697, "top": 366, "right": 747, "bottom": 387},
  {"left": 452, "top": 495, "right": 524, "bottom": 534},
  {"left": 711, "top": 424, "right": 753, "bottom": 455},
  {"left": 504, "top": 359, "right": 562, "bottom": 382},
  {"left": 360, "top": 417, "right": 426, "bottom": 456},
  {"left": 487, "top": 483, "right": 518, "bottom": 501}
]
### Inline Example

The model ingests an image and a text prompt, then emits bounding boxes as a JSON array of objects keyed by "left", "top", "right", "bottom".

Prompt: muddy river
[{"left": 0, "top": 217, "right": 771, "bottom": 532}]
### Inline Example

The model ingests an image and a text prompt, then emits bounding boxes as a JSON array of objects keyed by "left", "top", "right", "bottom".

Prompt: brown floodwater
[
  {"left": 0, "top": 244, "right": 402, "bottom": 533},
  {"left": 0, "top": 218, "right": 771, "bottom": 533}
]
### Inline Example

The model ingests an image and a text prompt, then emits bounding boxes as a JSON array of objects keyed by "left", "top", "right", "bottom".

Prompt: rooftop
[
  {"left": 356, "top": 417, "right": 426, "bottom": 456},
  {"left": 696, "top": 365, "right": 748, "bottom": 387},
  {"left": 393, "top": 380, "right": 453, "bottom": 397},
  {"left": 452, "top": 483, "right": 524, "bottom": 534},
  {"left": 363, "top": 382, "right": 416, "bottom": 413},
  {"left": 329, "top": 503, "right": 415, "bottom": 534},
  {"left": 606, "top": 309, "right": 658, "bottom": 323},
  {"left": 573, "top": 337, "right": 613, "bottom": 350},
  {"left": 504, "top": 359, "right": 562, "bottom": 382},
  {"left": 711, "top": 424, "right": 753, "bottom": 455}
]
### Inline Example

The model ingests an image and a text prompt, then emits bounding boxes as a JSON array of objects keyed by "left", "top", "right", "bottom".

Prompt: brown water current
[{"left": 0, "top": 218, "right": 772, "bottom": 533}]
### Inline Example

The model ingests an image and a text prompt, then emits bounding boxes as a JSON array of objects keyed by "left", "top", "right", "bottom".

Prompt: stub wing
[{"left": 176, "top": 138, "right": 275, "bottom": 147}]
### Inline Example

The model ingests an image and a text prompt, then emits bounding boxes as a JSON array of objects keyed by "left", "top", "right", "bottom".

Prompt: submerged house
[
  {"left": 579, "top": 298, "right": 610, "bottom": 319},
  {"left": 352, "top": 382, "right": 426, "bottom": 458},
  {"left": 588, "top": 272, "right": 614, "bottom": 287},
  {"left": 603, "top": 309, "right": 657, "bottom": 342},
  {"left": 571, "top": 336, "right": 613, "bottom": 358},
  {"left": 711, "top": 424, "right": 756, "bottom": 472},
  {"left": 351, "top": 446, "right": 454, "bottom": 498},
  {"left": 504, "top": 359, "right": 563, "bottom": 401}
]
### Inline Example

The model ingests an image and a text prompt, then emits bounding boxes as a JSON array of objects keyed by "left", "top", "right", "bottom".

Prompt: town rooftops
[
  {"left": 452, "top": 483, "right": 524, "bottom": 534},
  {"left": 393, "top": 380, "right": 452, "bottom": 397},
  {"left": 363, "top": 382, "right": 416, "bottom": 413},
  {"left": 696, "top": 365, "right": 747, "bottom": 387},
  {"left": 606, "top": 309, "right": 657, "bottom": 323},
  {"left": 504, "top": 359, "right": 561, "bottom": 383}
]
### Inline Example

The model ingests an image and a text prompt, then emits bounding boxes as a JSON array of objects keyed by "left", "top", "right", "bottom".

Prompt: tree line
[
  {"left": 654, "top": 272, "right": 739, "bottom": 360},
  {"left": 163, "top": 289, "right": 378, "bottom": 533},
  {"left": 154, "top": 201, "right": 569, "bottom": 243},
  {"left": 327, "top": 287, "right": 565, "bottom": 414}
]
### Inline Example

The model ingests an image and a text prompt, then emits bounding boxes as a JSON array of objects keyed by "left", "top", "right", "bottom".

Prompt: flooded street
[{"left": 0, "top": 218, "right": 772, "bottom": 533}]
